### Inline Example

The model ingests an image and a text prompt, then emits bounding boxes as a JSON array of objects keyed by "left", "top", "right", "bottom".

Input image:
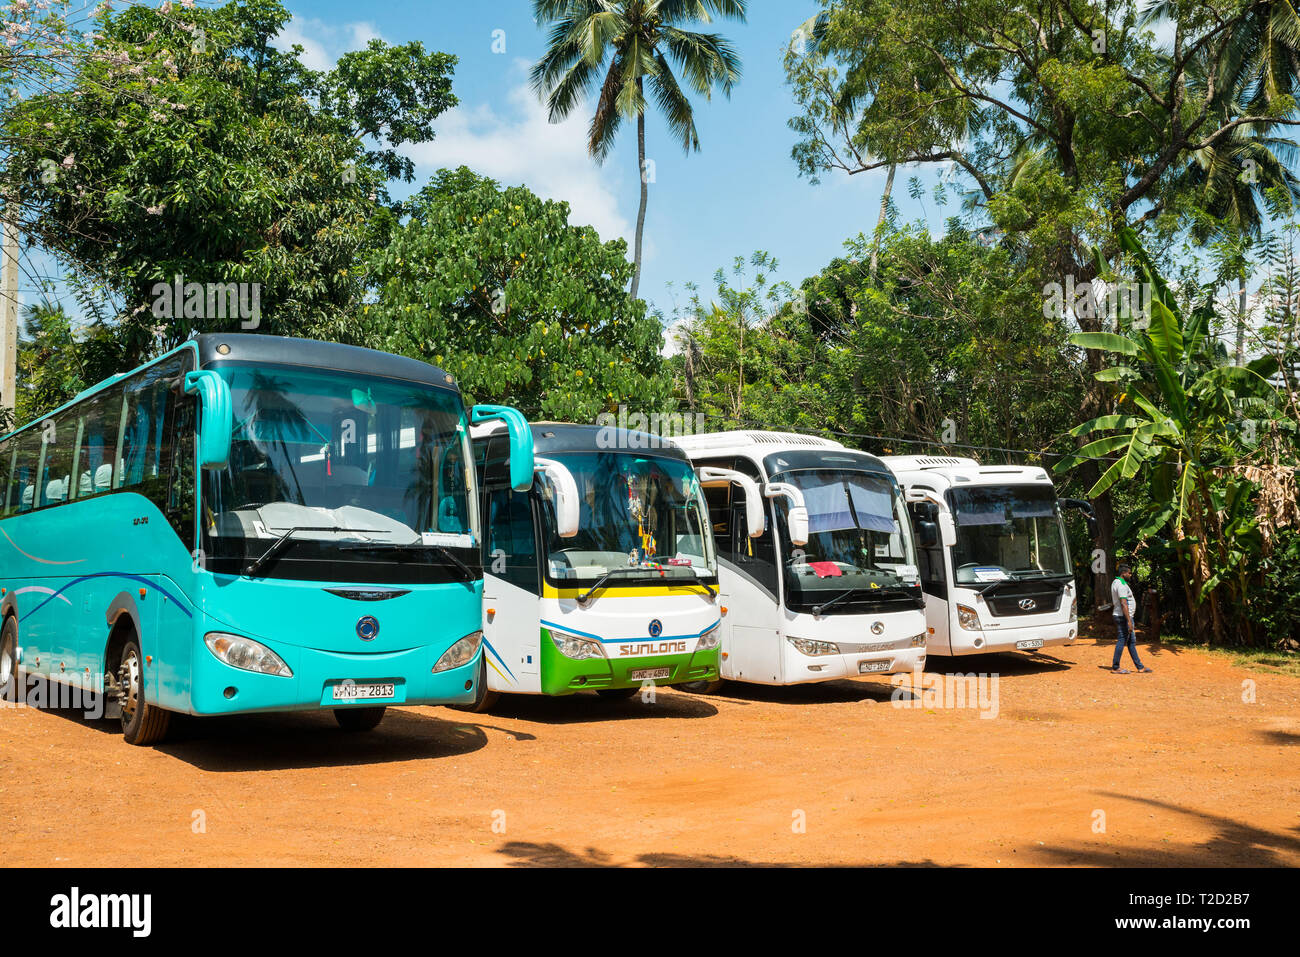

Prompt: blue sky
[{"left": 274, "top": 0, "right": 948, "bottom": 322}]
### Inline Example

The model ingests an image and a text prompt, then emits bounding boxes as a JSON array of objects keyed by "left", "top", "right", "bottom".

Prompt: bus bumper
[
  {"left": 188, "top": 641, "right": 481, "bottom": 716},
  {"left": 538, "top": 639, "right": 720, "bottom": 695},
  {"left": 946, "top": 621, "right": 1078, "bottom": 655},
  {"left": 784, "top": 645, "right": 926, "bottom": 684}
]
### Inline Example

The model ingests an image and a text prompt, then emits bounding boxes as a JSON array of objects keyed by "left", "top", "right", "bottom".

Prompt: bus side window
[
  {"left": 487, "top": 487, "right": 538, "bottom": 592},
  {"left": 694, "top": 456, "right": 736, "bottom": 562},
  {"left": 165, "top": 385, "right": 197, "bottom": 543},
  {"left": 0, "top": 439, "right": 10, "bottom": 516},
  {"left": 38, "top": 412, "right": 75, "bottom": 508},
  {"left": 77, "top": 388, "right": 123, "bottom": 499},
  {"left": 701, "top": 483, "right": 732, "bottom": 562},
  {"left": 118, "top": 358, "right": 186, "bottom": 504},
  {"left": 9, "top": 428, "right": 40, "bottom": 515}
]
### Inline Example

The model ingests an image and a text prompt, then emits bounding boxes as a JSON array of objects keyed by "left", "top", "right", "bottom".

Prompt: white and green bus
[{"left": 462, "top": 422, "right": 728, "bottom": 710}]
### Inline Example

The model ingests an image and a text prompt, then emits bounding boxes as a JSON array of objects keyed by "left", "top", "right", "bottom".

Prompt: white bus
[
  {"left": 463, "top": 422, "right": 728, "bottom": 710},
  {"left": 674, "top": 432, "right": 928, "bottom": 689},
  {"left": 881, "top": 455, "right": 1095, "bottom": 657}
]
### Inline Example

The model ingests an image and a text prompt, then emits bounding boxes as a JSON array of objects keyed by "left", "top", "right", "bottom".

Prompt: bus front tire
[
  {"left": 119, "top": 639, "right": 171, "bottom": 746},
  {"left": 679, "top": 679, "right": 724, "bottom": 694},
  {"left": 1, "top": 617, "right": 18, "bottom": 704},
  {"left": 335, "top": 706, "right": 386, "bottom": 732},
  {"left": 595, "top": 687, "right": 638, "bottom": 700}
]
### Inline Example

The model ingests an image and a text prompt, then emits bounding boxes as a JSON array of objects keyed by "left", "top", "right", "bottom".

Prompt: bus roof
[
  {"left": 880, "top": 455, "right": 1055, "bottom": 489},
  {"left": 3, "top": 334, "right": 458, "bottom": 443},
  {"left": 471, "top": 421, "right": 691, "bottom": 463}
]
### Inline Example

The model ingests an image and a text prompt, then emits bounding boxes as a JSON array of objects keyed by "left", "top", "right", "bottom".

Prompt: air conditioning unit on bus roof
[
  {"left": 880, "top": 454, "right": 981, "bottom": 471},
  {"left": 672, "top": 430, "right": 844, "bottom": 451}
]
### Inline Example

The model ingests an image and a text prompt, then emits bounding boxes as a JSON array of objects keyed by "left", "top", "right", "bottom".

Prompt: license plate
[
  {"left": 859, "top": 659, "right": 891, "bottom": 674},
  {"left": 630, "top": 667, "right": 671, "bottom": 681},
  {"left": 1016, "top": 639, "right": 1044, "bottom": 650},
  {"left": 332, "top": 682, "right": 395, "bottom": 701}
]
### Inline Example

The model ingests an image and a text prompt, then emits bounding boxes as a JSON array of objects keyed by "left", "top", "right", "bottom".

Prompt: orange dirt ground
[{"left": 3, "top": 625, "right": 1298, "bottom": 867}]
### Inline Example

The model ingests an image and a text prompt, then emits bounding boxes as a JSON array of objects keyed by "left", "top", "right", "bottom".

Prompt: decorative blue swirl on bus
[{"left": 23, "top": 572, "right": 194, "bottom": 620}]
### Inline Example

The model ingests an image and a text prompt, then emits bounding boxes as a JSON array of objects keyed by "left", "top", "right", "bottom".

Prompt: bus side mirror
[
  {"left": 1059, "top": 497, "right": 1099, "bottom": 539},
  {"left": 184, "top": 370, "right": 233, "bottom": 470},
  {"left": 938, "top": 512, "right": 957, "bottom": 548},
  {"left": 765, "top": 482, "right": 808, "bottom": 547},
  {"left": 917, "top": 520, "right": 939, "bottom": 549},
  {"left": 471, "top": 404, "right": 534, "bottom": 492},
  {"left": 535, "top": 457, "right": 579, "bottom": 539},
  {"left": 698, "top": 467, "right": 765, "bottom": 538}
]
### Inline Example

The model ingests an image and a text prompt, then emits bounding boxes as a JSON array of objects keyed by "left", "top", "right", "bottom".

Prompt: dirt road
[{"left": 3, "top": 628, "right": 1298, "bottom": 867}]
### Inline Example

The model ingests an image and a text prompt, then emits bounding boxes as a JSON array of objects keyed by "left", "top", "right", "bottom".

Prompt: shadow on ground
[
  {"left": 493, "top": 841, "right": 947, "bottom": 867},
  {"left": 153, "top": 707, "right": 490, "bottom": 772},
  {"left": 1036, "top": 792, "right": 1300, "bottom": 866},
  {"left": 447, "top": 690, "right": 719, "bottom": 724}
]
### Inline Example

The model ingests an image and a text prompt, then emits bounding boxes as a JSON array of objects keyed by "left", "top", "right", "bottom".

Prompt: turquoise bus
[{"left": 0, "top": 334, "right": 531, "bottom": 744}]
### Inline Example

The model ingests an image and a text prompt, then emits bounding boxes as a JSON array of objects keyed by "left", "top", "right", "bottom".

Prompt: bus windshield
[
  {"left": 202, "top": 363, "right": 479, "bottom": 582},
  {"left": 538, "top": 451, "right": 716, "bottom": 584},
  {"left": 948, "top": 485, "right": 1071, "bottom": 584},
  {"left": 771, "top": 467, "right": 921, "bottom": 610}
]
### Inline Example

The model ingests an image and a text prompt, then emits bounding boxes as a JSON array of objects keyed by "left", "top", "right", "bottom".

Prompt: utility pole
[{"left": 0, "top": 201, "right": 18, "bottom": 418}]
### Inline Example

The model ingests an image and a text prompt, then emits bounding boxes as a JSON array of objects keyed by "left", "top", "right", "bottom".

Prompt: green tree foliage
[
  {"left": 1059, "top": 228, "right": 1294, "bottom": 644},
  {"left": 363, "top": 168, "right": 672, "bottom": 420},
  {"left": 1, "top": 0, "right": 456, "bottom": 364},
  {"left": 672, "top": 231, "right": 1079, "bottom": 451},
  {"left": 10, "top": 301, "right": 123, "bottom": 430}
]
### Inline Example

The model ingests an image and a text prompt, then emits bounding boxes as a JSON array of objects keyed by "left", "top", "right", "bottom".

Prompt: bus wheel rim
[
  {"left": 0, "top": 635, "right": 12, "bottom": 689},
  {"left": 120, "top": 650, "right": 141, "bottom": 721}
]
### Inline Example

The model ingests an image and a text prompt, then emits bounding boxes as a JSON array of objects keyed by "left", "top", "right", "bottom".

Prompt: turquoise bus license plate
[
  {"left": 859, "top": 660, "right": 891, "bottom": 674},
  {"left": 332, "top": 681, "right": 395, "bottom": 701}
]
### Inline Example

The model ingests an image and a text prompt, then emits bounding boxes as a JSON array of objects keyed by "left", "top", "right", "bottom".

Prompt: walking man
[{"left": 1111, "top": 563, "right": 1152, "bottom": 673}]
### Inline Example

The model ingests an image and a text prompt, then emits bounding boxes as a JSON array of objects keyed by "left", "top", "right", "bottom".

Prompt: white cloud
[
  {"left": 401, "top": 75, "right": 636, "bottom": 248},
  {"left": 271, "top": 16, "right": 383, "bottom": 72}
]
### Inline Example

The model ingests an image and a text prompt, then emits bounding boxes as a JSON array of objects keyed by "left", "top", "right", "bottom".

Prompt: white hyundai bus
[
  {"left": 881, "top": 455, "right": 1095, "bottom": 657},
  {"left": 674, "top": 432, "right": 928, "bottom": 689}
]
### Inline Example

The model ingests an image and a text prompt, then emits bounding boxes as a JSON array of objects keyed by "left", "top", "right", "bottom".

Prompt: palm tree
[
  {"left": 531, "top": 0, "right": 745, "bottom": 300},
  {"left": 1164, "top": 20, "right": 1300, "bottom": 366}
]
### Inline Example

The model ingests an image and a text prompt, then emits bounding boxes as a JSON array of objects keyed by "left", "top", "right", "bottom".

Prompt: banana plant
[{"left": 1055, "top": 227, "right": 1284, "bottom": 641}]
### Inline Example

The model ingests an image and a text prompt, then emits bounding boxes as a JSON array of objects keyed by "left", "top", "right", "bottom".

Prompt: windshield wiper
[
  {"left": 576, "top": 566, "right": 646, "bottom": 607},
  {"left": 811, "top": 583, "right": 918, "bottom": 615},
  {"left": 339, "top": 542, "right": 476, "bottom": 583},
  {"left": 812, "top": 589, "right": 856, "bottom": 616},
  {"left": 244, "top": 526, "right": 382, "bottom": 577}
]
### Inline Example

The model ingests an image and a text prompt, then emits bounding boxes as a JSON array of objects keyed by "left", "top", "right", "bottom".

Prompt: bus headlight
[
  {"left": 788, "top": 637, "right": 840, "bottom": 656},
  {"left": 204, "top": 632, "right": 292, "bottom": 677},
  {"left": 910, "top": 633, "right": 927, "bottom": 647},
  {"left": 956, "top": 604, "right": 982, "bottom": 631},
  {"left": 550, "top": 630, "right": 605, "bottom": 660},
  {"left": 433, "top": 630, "right": 482, "bottom": 672},
  {"left": 696, "top": 622, "right": 721, "bottom": 651},
  {"left": 1070, "top": 597, "right": 1077, "bottom": 621}
]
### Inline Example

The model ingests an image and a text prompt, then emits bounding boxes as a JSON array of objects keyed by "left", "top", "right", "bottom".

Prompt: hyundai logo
[
  {"left": 870, "top": 621, "right": 885, "bottom": 635},
  {"left": 357, "top": 616, "right": 380, "bottom": 641},
  {"left": 1018, "top": 598, "right": 1037, "bottom": 611},
  {"left": 648, "top": 619, "right": 663, "bottom": 638}
]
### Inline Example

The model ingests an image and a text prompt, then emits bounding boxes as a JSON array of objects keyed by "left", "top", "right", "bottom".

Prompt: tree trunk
[
  {"left": 630, "top": 86, "right": 648, "bottom": 302},
  {"left": 1235, "top": 275, "right": 1248, "bottom": 366},
  {"left": 869, "top": 163, "right": 896, "bottom": 277}
]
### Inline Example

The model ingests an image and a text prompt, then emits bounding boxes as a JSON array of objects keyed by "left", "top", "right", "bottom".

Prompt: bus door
[{"left": 481, "top": 485, "right": 541, "bottom": 694}]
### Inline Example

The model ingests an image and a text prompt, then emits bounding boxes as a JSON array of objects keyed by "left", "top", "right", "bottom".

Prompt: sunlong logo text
[{"left": 617, "top": 640, "right": 688, "bottom": 657}]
